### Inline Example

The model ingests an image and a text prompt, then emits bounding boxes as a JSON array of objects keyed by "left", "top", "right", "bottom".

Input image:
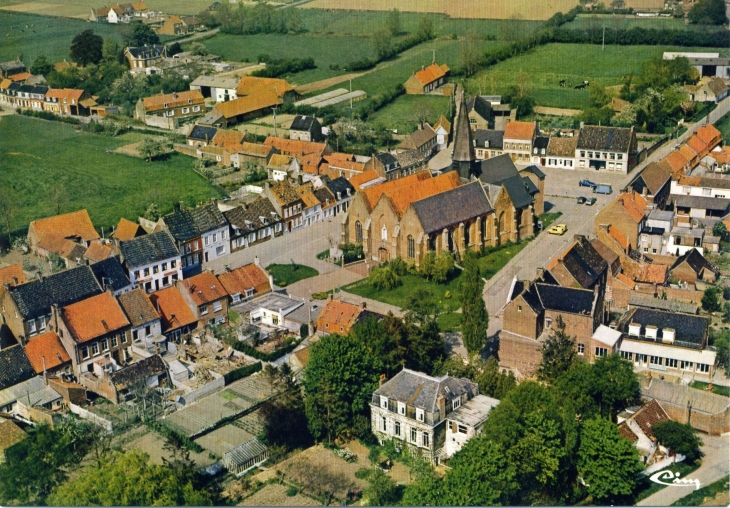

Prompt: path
[
  {"left": 637, "top": 434, "right": 730, "bottom": 507},
  {"left": 534, "top": 106, "right": 582, "bottom": 117},
  {"left": 165, "top": 28, "right": 220, "bottom": 46}
]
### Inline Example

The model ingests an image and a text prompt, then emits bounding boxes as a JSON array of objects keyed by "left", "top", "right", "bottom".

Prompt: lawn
[
  {"left": 689, "top": 380, "right": 730, "bottom": 397},
  {"left": 672, "top": 475, "right": 730, "bottom": 506},
  {"left": 538, "top": 212, "right": 563, "bottom": 230},
  {"left": 0, "top": 11, "right": 127, "bottom": 62},
  {"left": 0, "top": 115, "right": 222, "bottom": 238},
  {"left": 563, "top": 13, "right": 728, "bottom": 32},
  {"left": 367, "top": 94, "right": 451, "bottom": 134},
  {"left": 465, "top": 43, "right": 729, "bottom": 110},
  {"left": 634, "top": 461, "right": 702, "bottom": 503},
  {"left": 266, "top": 263, "right": 319, "bottom": 286},
  {"left": 715, "top": 112, "right": 730, "bottom": 146},
  {"left": 477, "top": 240, "right": 529, "bottom": 279}
]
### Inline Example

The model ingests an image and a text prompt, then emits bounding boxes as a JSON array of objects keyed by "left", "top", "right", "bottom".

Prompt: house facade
[
  {"left": 178, "top": 271, "right": 228, "bottom": 327},
  {"left": 289, "top": 115, "right": 323, "bottom": 142},
  {"left": 545, "top": 137, "right": 577, "bottom": 169},
  {"left": 217, "top": 263, "right": 272, "bottom": 305},
  {"left": 135, "top": 90, "right": 204, "bottom": 129},
  {"left": 575, "top": 125, "right": 637, "bottom": 173},
  {"left": 224, "top": 198, "right": 284, "bottom": 253},
  {"left": 162, "top": 202, "right": 229, "bottom": 273},
  {"left": 473, "top": 129, "right": 504, "bottom": 161},
  {"left": 124, "top": 45, "right": 166, "bottom": 69},
  {"left": 118, "top": 288, "right": 162, "bottom": 351},
  {"left": 149, "top": 286, "right": 198, "bottom": 342},
  {"left": 119, "top": 231, "right": 182, "bottom": 293},
  {"left": 404, "top": 63, "right": 450, "bottom": 95},
  {"left": 263, "top": 181, "right": 304, "bottom": 232},
  {"left": 189, "top": 76, "right": 239, "bottom": 102}
]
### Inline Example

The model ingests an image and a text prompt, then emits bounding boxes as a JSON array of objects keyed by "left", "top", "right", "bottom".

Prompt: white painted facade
[
  {"left": 670, "top": 180, "right": 730, "bottom": 199},
  {"left": 200, "top": 225, "right": 229, "bottom": 266},
  {"left": 128, "top": 257, "right": 182, "bottom": 293}
]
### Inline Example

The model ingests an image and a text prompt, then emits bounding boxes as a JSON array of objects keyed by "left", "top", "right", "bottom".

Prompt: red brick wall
[
  {"left": 498, "top": 331, "right": 542, "bottom": 377},
  {"left": 502, "top": 294, "right": 541, "bottom": 339}
]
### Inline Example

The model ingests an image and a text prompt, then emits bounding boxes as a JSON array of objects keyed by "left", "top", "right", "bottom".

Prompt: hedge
[
  {"left": 19, "top": 109, "right": 81, "bottom": 125},
  {"left": 224, "top": 361, "right": 262, "bottom": 384},
  {"left": 144, "top": 418, "right": 204, "bottom": 453},
  {"left": 230, "top": 337, "right": 305, "bottom": 362}
]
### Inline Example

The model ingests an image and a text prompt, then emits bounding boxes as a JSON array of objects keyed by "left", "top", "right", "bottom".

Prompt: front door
[{"left": 378, "top": 248, "right": 389, "bottom": 262}]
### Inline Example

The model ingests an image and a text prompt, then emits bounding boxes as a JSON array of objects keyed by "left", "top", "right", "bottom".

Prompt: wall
[
  {"left": 16, "top": 401, "right": 62, "bottom": 427},
  {"left": 143, "top": 114, "right": 177, "bottom": 130},
  {"left": 69, "top": 402, "right": 114, "bottom": 432},
  {"left": 498, "top": 330, "right": 543, "bottom": 376},
  {"left": 173, "top": 370, "right": 224, "bottom": 406},
  {"left": 662, "top": 286, "right": 704, "bottom": 304}
]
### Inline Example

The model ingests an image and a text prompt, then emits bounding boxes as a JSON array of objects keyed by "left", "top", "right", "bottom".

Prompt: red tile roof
[
  {"left": 62, "top": 292, "right": 130, "bottom": 344},
  {"left": 30, "top": 209, "right": 99, "bottom": 244},
  {"left": 361, "top": 171, "right": 432, "bottom": 211},
  {"left": 214, "top": 91, "right": 281, "bottom": 119},
  {"left": 217, "top": 263, "right": 271, "bottom": 297},
  {"left": 349, "top": 169, "right": 381, "bottom": 190},
  {"left": 9, "top": 72, "right": 30, "bottom": 82},
  {"left": 84, "top": 241, "right": 114, "bottom": 263},
  {"left": 211, "top": 129, "right": 246, "bottom": 152},
  {"left": 664, "top": 150, "right": 690, "bottom": 172},
  {"left": 504, "top": 121, "right": 537, "bottom": 141},
  {"left": 387, "top": 171, "right": 461, "bottom": 217},
  {"left": 149, "top": 286, "right": 197, "bottom": 332},
  {"left": 413, "top": 63, "right": 449, "bottom": 86},
  {"left": 615, "top": 273, "right": 635, "bottom": 288},
  {"left": 631, "top": 399, "right": 670, "bottom": 440},
  {"left": 686, "top": 135, "right": 708, "bottom": 156},
  {"left": 113, "top": 218, "right": 144, "bottom": 242},
  {"left": 609, "top": 225, "right": 630, "bottom": 251},
  {"left": 263, "top": 137, "right": 328, "bottom": 156},
  {"left": 179, "top": 271, "right": 228, "bottom": 306},
  {"left": 142, "top": 90, "right": 204, "bottom": 113},
  {"left": 236, "top": 76, "right": 294, "bottom": 98},
  {"left": 695, "top": 124, "right": 721, "bottom": 146},
  {"left": 0, "top": 264, "right": 27, "bottom": 287},
  {"left": 316, "top": 299, "right": 362, "bottom": 334},
  {"left": 23, "top": 330, "right": 71, "bottom": 374},
  {"left": 615, "top": 191, "right": 647, "bottom": 224},
  {"left": 46, "top": 89, "right": 85, "bottom": 102}
]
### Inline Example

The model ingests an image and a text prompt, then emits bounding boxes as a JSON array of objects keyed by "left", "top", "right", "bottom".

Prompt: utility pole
[
  {"left": 349, "top": 78, "right": 352, "bottom": 109},
  {"left": 602, "top": 26, "right": 605, "bottom": 51},
  {"left": 272, "top": 105, "right": 278, "bottom": 138},
  {"left": 432, "top": 49, "right": 435, "bottom": 64}
]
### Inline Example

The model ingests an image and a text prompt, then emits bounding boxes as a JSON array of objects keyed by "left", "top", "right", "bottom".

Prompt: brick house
[
  {"left": 156, "top": 15, "right": 190, "bottom": 35},
  {"left": 370, "top": 368, "right": 478, "bottom": 465},
  {"left": 575, "top": 125, "right": 637, "bottom": 173},
  {"left": 404, "top": 63, "right": 450, "bottom": 95},
  {"left": 206, "top": 91, "right": 281, "bottom": 128},
  {"left": 520, "top": 165, "right": 545, "bottom": 216},
  {"left": 135, "top": 90, "right": 204, "bottom": 128},
  {"left": 22, "top": 330, "right": 72, "bottom": 376},
  {"left": 162, "top": 202, "right": 229, "bottom": 273},
  {"left": 97, "top": 355, "right": 168, "bottom": 404},
  {"left": 52, "top": 292, "right": 133, "bottom": 378},
  {"left": 44, "top": 89, "right": 90, "bottom": 116},
  {"left": 0, "top": 264, "right": 27, "bottom": 288},
  {"left": 669, "top": 248, "right": 719, "bottom": 284},
  {"left": 119, "top": 231, "right": 182, "bottom": 293},
  {"left": 177, "top": 270, "right": 229, "bottom": 327},
  {"left": 224, "top": 198, "right": 284, "bottom": 253},
  {"left": 187, "top": 125, "right": 218, "bottom": 148},
  {"left": 315, "top": 299, "right": 384, "bottom": 336},
  {"left": 397, "top": 124, "right": 437, "bottom": 159},
  {"left": 117, "top": 288, "right": 162, "bottom": 351},
  {"left": 466, "top": 96, "right": 493, "bottom": 131},
  {"left": 545, "top": 235, "right": 608, "bottom": 290},
  {"left": 630, "top": 162, "right": 672, "bottom": 209},
  {"left": 217, "top": 263, "right": 272, "bottom": 305},
  {"left": 28, "top": 209, "right": 100, "bottom": 256},
  {"left": 289, "top": 115, "right": 323, "bottom": 142},
  {"left": 502, "top": 121, "right": 536, "bottom": 164},
  {"left": 1, "top": 266, "right": 102, "bottom": 345},
  {"left": 595, "top": 191, "right": 648, "bottom": 250},
  {"left": 263, "top": 181, "right": 304, "bottom": 232},
  {"left": 499, "top": 279, "right": 604, "bottom": 376},
  {"left": 149, "top": 286, "right": 198, "bottom": 342}
]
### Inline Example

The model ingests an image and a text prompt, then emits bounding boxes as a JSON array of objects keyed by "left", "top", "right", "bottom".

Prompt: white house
[
  {"left": 444, "top": 394, "right": 500, "bottom": 457},
  {"left": 119, "top": 231, "right": 182, "bottom": 293},
  {"left": 189, "top": 76, "right": 240, "bottom": 103},
  {"left": 433, "top": 115, "right": 450, "bottom": 151},
  {"left": 545, "top": 136, "right": 577, "bottom": 169},
  {"left": 575, "top": 125, "right": 637, "bottom": 173},
  {"left": 236, "top": 292, "right": 305, "bottom": 327}
]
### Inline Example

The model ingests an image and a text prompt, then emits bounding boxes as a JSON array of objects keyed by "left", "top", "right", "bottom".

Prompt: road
[
  {"left": 165, "top": 28, "right": 219, "bottom": 46},
  {"left": 637, "top": 433, "right": 730, "bottom": 507}
]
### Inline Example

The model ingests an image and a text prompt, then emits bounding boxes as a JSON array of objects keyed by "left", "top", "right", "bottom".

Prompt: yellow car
[{"left": 548, "top": 223, "right": 567, "bottom": 235}]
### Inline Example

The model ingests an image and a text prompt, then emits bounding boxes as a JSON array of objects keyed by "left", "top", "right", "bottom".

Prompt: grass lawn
[
  {"left": 465, "top": 43, "right": 729, "bottom": 110},
  {"left": 477, "top": 240, "right": 529, "bottom": 279},
  {"left": 672, "top": 475, "right": 730, "bottom": 506},
  {"left": 563, "top": 13, "right": 727, "bottom": 32},
  {"left": 437, "top": 312, "right": 462, "bottom": 333},
  {"left": 0, "top": 11, "right": 128, "bottom": 62},
  {"left": 689, "top": 380, "right": 730, "bottom": 397},
  {"left": 266, "top": 263, "right": 319, "bottom": 286},
  {"left": 538, "top": 212, "right": 563, "bottom": 230},
  {"left": 0, "top": 115, "right": 222, "bottom": 238},
  {"left": 368, "top": 94, "right": 451, "bottom": 134},
  {"left": 635, "top": 461, "right": 702, "bottom": 503},
  {"left": 715, "top": 112, "right": 730, "bottom": 145}
]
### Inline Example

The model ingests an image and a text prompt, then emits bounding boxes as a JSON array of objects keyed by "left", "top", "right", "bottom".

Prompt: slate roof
[
  {"left": 399, "top": 125, "right": 436, "bottom": 150},
  {"left": 620, "top": 308, "right": 708, "bottom": 349},
  {"left": 164, "top": 202, "right": 228, "bottom": 243},
  {"left": 452, "top": 93, "right": 475, "bottom": 163},
  {"left": 412, "top": 182, "right": 492, "bottom": 234},
  {"left": 290, "top": 115, "right": 319, "bottom": 133},
  {"left": 673, "top": 195, "right": 730, "bottom": 212},
  {"left": 109, "top": 354, "right": 166, "bottom": 390},
  {"left": 533, "top": 136, "right": 549, "bottom": 151},
  {"left": 0, "top": 346, "right": 35, "bottom": 390},
  {"left": 577, "top": 125, "right": 634, "bottom": 152},
  {"left": 188, "top": 125, "right": 218, "bottom": 142},
  {"left": 671, "top": 248, "right": 719, "bottom": 278},
  {"left": 477, "top": 154, "right": 532, "bottom": 209},
  {"left": 628, "top": 294, "right": 698, "bottom": 315},
  {"left": 547, "top": 237, "right": 608, "bottom": 289},
  {"left": 394, "top": 149, "right": 425, "bottom": 169},
  {"left": 325, "top": 177, "right": 354, "bottom": 199},
  {"left": 9, "top": 265, "right": 102, "bottom": 320},
  {"left": 523, "top": 176, "right": 539, "bottom": 195},
  {"left": 90, "top": 257, "right": 132, "bottom": 293},
  {"left": 23, "top": 331, "right": 71, "bottom": 374},
  {"left": 474, "top": 129, "right": 504, "bottom": 149},
  {"left": 314, "top": 187, "right": 336, "bottom": 208},
  {"left": 374, "top": 368, "right": 477, "bottom": 415},
  {"left": 118, "top": 288, "right": 160, "bottom": 327},
  {"left": 521, "top": 165, "right": 545, "bottom": 179},
  {"left": 535, "top": 283, "right": 595, "bottom": 315},
  {"left": 126, "top": 45, "right": 166, "bottom": 60},
  {"left": 546, "top": 136, "right": 578, "bottom": 157},
  {"left": 466, "top": 96, "right": 492, "bottom": 121},
  {"left": 120, "top": 230, "right": 180, "bottom": 268},
  {"left": 224, "top": 198, "right": 280, "bottom": 236},
  {"left": 376, "top": 152, "right": 399, "bottom": 172}
]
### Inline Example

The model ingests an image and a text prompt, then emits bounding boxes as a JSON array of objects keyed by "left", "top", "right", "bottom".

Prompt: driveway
[{"left": 637, "top": 433, "right": 730, "bottom": 507}]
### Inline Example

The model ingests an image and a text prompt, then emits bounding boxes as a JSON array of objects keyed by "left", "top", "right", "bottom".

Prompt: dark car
[
  {"left": 579, "top": 179, "right": 597, "bottom": 188},
  {"left": 585, "top": 197, "right": 597, "bottom": 206},
  {"left": 577, "top": 196, "right": 586, "bottom": 204},
  {"left": 594, "top": 184, "right": 613, "bottom": 195}
]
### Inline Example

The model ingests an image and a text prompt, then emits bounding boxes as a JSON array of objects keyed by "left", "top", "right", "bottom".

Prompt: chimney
[
  {"left": 379, "top": 373, "right": 387, "bottom": 386},
  {"left": 574, "top": 234, "right": 585, "bottom": 243},
  {"left": 437, "top": 394, "right": 446, "bottom": 418},
  {"left": 536, "top": 267, "right": 543, "bottom": 279},
  {"left": 361, "top": 301, "right": 367, "bottom": 309},
  {"left": 328, "top": 293, "right": 333, "bottom": 302},
  {"left": 599, "top": 224, "right": 609, "bottom": 233},
  {"left": 42, "top": 356, "right": 47, "bottom": 385},
  {"left": 3, "top": 282, "right": 9, "bottom": 291},
  {"left": 254, "top": 256, "right": 260, "bottom": 266}
]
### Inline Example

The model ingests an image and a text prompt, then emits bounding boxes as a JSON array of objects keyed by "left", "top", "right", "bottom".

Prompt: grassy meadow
[
  {"left": 562, "top": 13, "right": 728, "bottom": 32},
  {"left": 0, "top": 0, "right": 215, "bottom": 18},
  {"left": 0, "top": 115, "right": 222, "bottom": 237},
  {"left": 368, "top": 95, "right": 451, "bottom": 134}
]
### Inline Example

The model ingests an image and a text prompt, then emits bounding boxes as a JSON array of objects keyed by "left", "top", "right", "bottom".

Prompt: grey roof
[
  {"left": 283, "top": 302, "right": 323, "bottom": 326},
  {"left": 620, "top": 308, "right": 708, "bottom": 349},
  {"left": 642, "top": 378, "right": 730, "bottom": 416},
  {"left": 477, "top": 154, "right": 532, "bottom": 209},
  {"left": 628, "top": 294, "right": 698, "bottom": 315},
  {"left": 648, "top": 210, "right": 674, "bottom": 222},
  {"left": 126, "top": 45, "right": 166, "bottom": 59},
  {"left": 550, "top": 237, "right": 608, "bottom": 289},
  {"left": 190, "top": 75, "right": 240, "bottom": 89},
  {"left": 165, "top": 202, "right": 228, "bottom": 243},
  {"left": 577, "top": 125, "right": 634, "bottom": 153},
  {"left": 521, "top": 165, "right": 545, "bottom": 179},
  {"left": 374, "top": 368, "right": 478, "bottom": 414},
  {"left": 394, "top": 149, "right": 425, "bottom": 169},
  {"left": 90, "top": 257, "right": 132, "bottom": 293},
  {"left": 109, "top": 355, "right": 166, "bottom": 390},
  {"left": 224, "top": 197, "right": 280, "bottom": 236},
  {"left": 671, "top": 248, "right": 719, "bottom": 277},
  {"left": 0, "top": 375, "right": 61, "bottom": 408},
  {"left": 17, "top": 85, "right": 48, "bottom": 95},
  {"left": 236, "top": 292, "right": 304, "bottom": 315},
  {"left": 325, "top": 177, "right": 354, "bottom": 199},
  {"left": 118, "top": 288, "right": 160, "bottom": 327},
  {"left": 673, "top": 195, "right": 730, "bottom": 212},
  {"left": 474, "top": 129, "right": 504, "bottom": 149},
  {"left": 120, "top": 231, "right": 180, "bottom": 268},
  {"left": 523, "top": 176, "right": 539, "bottom": 195},
  {"left": 447, "top": 394, "right": 500, "bottom": 427},
  {"left": 466, "top": 96, "right": 492, "bottom": 121},
  {"left": 590, "top": 238, "right": 621, "bottom": 276},
  {"left": 225, "top": 437, "right": 268, "bottom": 466},
  {"left": 0, "top": 346, "right": 35, "bottom": 391},
  {"left": 188, "top": 125, "right": 218, "bottom": 142},
  {"left": 9, "top": 265, "right": 102, "bottom": 320},
  {"left": 452, "top": 93, "right": 476, "bottom": 163},
  {"left": 412, "top": 182, "right": 492, "bottom": 234},
  {"left": 0, "top": 59, "right": 25, "bottom": 73},
  {"left": 376, "top": 152, "right": 399, "bottom": 171},
  {"left": 534, "top": 136, "right": 549, "bottom": 151},
  {"left": 290, "top": 115, "right": 320, "bottom": 133},
  {"left": 535, "top": 283, "right": 595, "bottom": 315}
]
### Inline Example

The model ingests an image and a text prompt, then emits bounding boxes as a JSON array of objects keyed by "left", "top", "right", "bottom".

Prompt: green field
[
  {"left": 465, "top": 43, "right": 730, "bottom": 110},
  {"left": 368, "top": 94, "right": 451, "bottom": 134},
  {"left": 715, "top": 112, "right": 730, "bottom": 144},
  {"left": 266, "top": 263, "right": 319, "bottom": 286},
  {"left": 0, "top": 115, "right": 222, "bottom": 237},
  {"left": 563, "top": 13, "right": 727, "bottom": 32},
  {"left": 298, "top": 9, "right": 543, "bottom": 40}
]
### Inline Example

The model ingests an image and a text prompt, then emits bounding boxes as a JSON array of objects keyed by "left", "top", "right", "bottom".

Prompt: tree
[
  {"left": 415, "top": 16, "right": 435, "bottom": 40},
  {"left": 260, "top": 388, "right": 312, "bottom": 452},
  {"left": 70, "top": 30, "right": 104, "bottom": 66},
  {"left": 711, "top": 328, "right": 730, "bottom": 374},
  {"left": 713, "top": 222, "right": 727, "bottom": 241},
  {"left": 363, "top": 468, "right": 400, "bottom": 506},
  {"left": 372, "top": 29, "right": 395, "bottom": 60},
  {"left": 588, "top": 82, "right": 611, "bottom": 108},
  {"left": 30, "top": 55, "right": 53, "bottom": 76},
  {"left": 474, "top": 356, "right": 517, "bottom": 399},
  {"left": 351, "top": 315, "right": 408, "bottom": 378},
  {"left": 591, "top": 354, "right": 639, "bottom": 421},
  {"left": 652, "top": 420, "right": 704, "bottom": 463},
  {"left": 578, "top": 418, "right": 643, "bottom": 504},
  {"left": 102, "top": 39, "right": 124, "bottom": 64},
  {"left": 385, "top": 8, "right": 401, "bottom": 37},
  {"left": 432, "top": 251, "right": 454, "bottom": 283},
  {"left": 702, "top": 286, "right": 722, "bottom": 312},
  {"left": 419, "top": 251, "right": 436, "bottom": 279},
  {"left": 688, "top": 0, "right": 728, "bottom": 25},
  {"left": 304, "top": 334, "right": 381, "bottom": 443},
  {"left": 138, "top": 137, "right": 166, "bottom": 162},
  {"left": 190, "top": 42, "right": 210, "bottom": 56},
  {"left": 556, "top": 361, "right": 600, "bottom": 419},
  {"left": 610, "top": 0, "right": 625, "bottom": 9},
  {"left": 369, "top": 265, "right": 401, "bottom": 290},
  {"left": 459, "top": 254, "right": 489, "bottom": 354},
  {"left": 401, "top": 459, "right": 445, "bottom": 506},
  {"left": 49, "top": 183, "right": 68, "bottom": 216},
  {"left": 538, "top": 315, "right": 577, "bottom": 382},
  {"left": 460, "top": 33, "right": 483, "bottom": 77},
  {"left": 0, "top": 186, "right": 18, "bottom": 247},
  {"left": 126, "top": 20, "right": 160, "bottom": 46},
  {"left": 403, "top": 288, "right": 446, "bottom": 374},
  {"left": 47, "top": 449, "right": 212, "bottom": 506}
]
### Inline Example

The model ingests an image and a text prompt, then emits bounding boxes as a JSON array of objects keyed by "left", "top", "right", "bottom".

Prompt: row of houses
[
  {"left": 0, "top": 78, "right": 97, "bottom": 116},
  {"left": 90, "top": 2, "right": 150, "bottom": 23}
]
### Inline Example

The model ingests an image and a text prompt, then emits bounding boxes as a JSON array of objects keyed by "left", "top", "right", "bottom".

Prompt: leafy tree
[
  {"left": 459, "top": 254, "right": 488, "bottom": 354},
  {"left": 102, "top": 39, "right": 124, "bottom": 64},
  {"left": 138, "top": 137, "right": 166, "bottom": 162},
  {"left": 260, "top": 387, "right": 312, "bottom": 452},
  {"left": 385, "top": 8, "right": 401, "bottom": 36},
  {"left": 538, "top": 315, "right": 577, "bottom": 381},
  {"left": 713, "top": 222, "right": 727, "bottom": 240},
  {"left": 47, "top": 449, "right": 212, "bottom": 506},
  {"left": 591, "top": 354, "right": 639, "bottom": 421},
  {"left": 373, "top": 29, "right": 395, "bottom": 60},
  {"left": 702, "top": 286, "right": 722, "bottom": 312},
  {"left": 588, "top": 82, "right": 611, "bottom": 108},
  {"left": 126, "top": 20, "right": 161, "bottom": 46},
  {"left": 652, "top": 421, "right": 704, "bottom": 463},
  {"left": 401, "top": 459, "right": 445, "bottom": 506},
  {"left": 363, "top": 468, "right": 400, "bottom": 506},
  {"left": 351, "top": 315, "right": 408, "bottom": 378},
  {"left": 688, "top": 0, "right": 728, "bottom": 25},
  {"left": 30, "top": 55, "right": 53, "bottom": 76},
  {"left": 474, "top": 356, "right": 517, "bottom": 399},
  {"left": 0, "top": 186, "right": 18, "bottom": 247},
  {"left": 403, "top": 288, "right": 445, "bottom": 374},
  {"left": 368, "top": 265, "right": 401, "bottom": 290},
  {"left": 579, "top": 106, "right": 614, "bottom": 126},
  {"left": 70, "top": 29, "right": 104, "bottom": 66},
  {"left": 144, "top": 202, "right": 160, "bottom": 221},
  {"left": 460, "top": 33, "right": 484, "bottom": 77},
  {"left": 304, "top": 334, "right": 381, "bottom": 443},
  {"left": 556, "top": 361, "right": 600, "bottom": 419},
  {"left": 578, "top": 418, "right": 643, "bottom": 504},
  {"left": 190, "top": 42, "right": 210, "bottom": 56},
  {"left": 419, "top": 251, "right": 436, "bottom": 279},
  {"left": 432, "top": 251, "right": 455, "bottom": 283},
  {"left": 711, "top": 328, "right": 730, "bottom": 374},
  {"left": 415, "top": 16, "right": 435, "bottom": 40}
]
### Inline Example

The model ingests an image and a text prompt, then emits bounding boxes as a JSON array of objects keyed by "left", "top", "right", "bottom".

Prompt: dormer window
[
  {"left": 188, "top": 99, "right": 192, "bottom": 104},
  {"left": 452, "top": 398, "right": 461, "bottom": 410},
  {"left": 380, "top": 396, "right": 388, "bottom": 409},
  {"left": 416, "top": 409, "right": 424, "bottom": 422},
  {"left": 163, "top": 103, "right": 168, "bottom": 108}
]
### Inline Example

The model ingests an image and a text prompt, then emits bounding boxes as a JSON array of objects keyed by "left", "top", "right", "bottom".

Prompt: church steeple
[{"left": 450, "top": 90, "right": 476, "bottom": 180}]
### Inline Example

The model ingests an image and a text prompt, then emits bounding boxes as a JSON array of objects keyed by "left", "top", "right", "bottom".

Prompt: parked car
[
  {"left": 579, "top": 179, "right": 596, "bottom": 188},
  {"left": 586, "top": 197, "right": 597, "bottom": 206},
  {"left": 577, "top": 196, "right": 586, "bottom": 204},
  {"left": 548, "top": 223, "right": 567, "bottom": 235},
  {"left": 594, "top": 184, "right": 612, "bottom": 195}
]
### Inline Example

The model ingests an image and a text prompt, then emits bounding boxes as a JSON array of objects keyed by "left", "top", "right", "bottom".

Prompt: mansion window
[
  {"left": 416, "top": 409, "right": 424, "bottom": 422},
  {"left": 577, "top": 343, "right": 585, "bottom": 355},
  {"left": 381, "top": 396, "right": 388, "bottom": 409},
  {"left": 422, "top": 432, "right": 429, "bottom": 447},
  {"left": 595, "top": 347, "right": 607, "bottom": 358},
  {"left": 410, "top": 428, "right": 417, "bottom": 443},
  {"left": 452, "top": 398, "right": 461, "bottom": 410},
  {"left": 394, "top": 421, "right": 401, "bottom": 436},
  {"left": 407, "top": 235, "right": 415, "bottom": 259},
  {"left": 382, "top": 416, "right": 387, "bottom": 432}
]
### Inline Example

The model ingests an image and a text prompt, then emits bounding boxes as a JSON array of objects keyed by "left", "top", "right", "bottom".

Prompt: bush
[
  {"left": 286, "top": 486, "right": 298, "bottom": 497},
  {"left": 144, "top": 419, "right": 203, "bottom": 453},
  {"left": 312, "top": 291, "right": 329, "bottom": 300},
  {"left": 389, "top": 257, "right": 408, "bottom": 276},
  {"left": 224, "top": 361, "right": 263, "bottom": 384},
  {"left": 723, "top": 287, "right": 730, "bottom": 301},
  {"left": 230, "top": 338, "right": 304, "bottom": 362},
  {"left": 19, "top": 108, "right": 81, "bottom": 125},
  {"left": 369, "top": 265, "right": 401, "bottom": 290},
  {"left": 252, "top": 57, "right": 315, "bottom": 78},
  {"left": 354, "top": 468, "right": 370, "bottom": 480}
]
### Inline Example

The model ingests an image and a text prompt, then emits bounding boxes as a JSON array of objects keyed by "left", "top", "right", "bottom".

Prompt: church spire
[{"left": 450, "top": 90, "right": 476, "bottom": 180}]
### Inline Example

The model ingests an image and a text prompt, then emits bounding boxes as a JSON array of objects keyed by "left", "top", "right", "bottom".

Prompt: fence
[
  {"left": 173, "top": 371, "right": 225, "bottom": 406},
  {"left": 68, "top": 402, "right": 114, "bottom": 433}
]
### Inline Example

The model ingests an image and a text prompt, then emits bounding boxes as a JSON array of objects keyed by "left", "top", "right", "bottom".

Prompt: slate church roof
[
  {"left": 477, "top": 154, "right": 532, "bottom": 209},
  {"left": 412, "top": 182, "right": 492, "bottom": 234}
]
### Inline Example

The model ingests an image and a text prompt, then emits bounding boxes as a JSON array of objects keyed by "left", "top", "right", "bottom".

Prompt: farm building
[{"left": 404, "top": 63, "right": 450, "bottom": 95}]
